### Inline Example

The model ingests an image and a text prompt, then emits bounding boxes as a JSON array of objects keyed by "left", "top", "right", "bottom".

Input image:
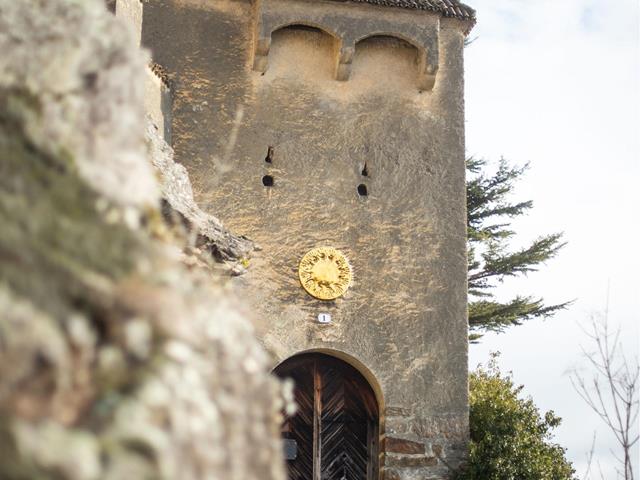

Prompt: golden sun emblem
[{"left": 298, "top": 247, "right": 352, "bottom": 300}]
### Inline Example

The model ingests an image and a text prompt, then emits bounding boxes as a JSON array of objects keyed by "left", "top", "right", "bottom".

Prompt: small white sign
[{"left": 317, "top": 313, "right": 332, "bottom": 324}]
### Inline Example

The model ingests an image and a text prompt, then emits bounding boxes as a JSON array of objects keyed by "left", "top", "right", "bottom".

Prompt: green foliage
[
  {"left": 466, "top": 157, "right": 571, "bottom": 340},
  {"left": 457, "top": 355, "right": 576, "bottom": 480}
]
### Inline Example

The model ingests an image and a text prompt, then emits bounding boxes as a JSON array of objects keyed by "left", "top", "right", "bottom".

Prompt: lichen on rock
[
  {"left": 0, "top": 0, "right": 158, "bottom": 210},
  {"left": 0, "top": 1, "right": 285, "bottom": 479}
]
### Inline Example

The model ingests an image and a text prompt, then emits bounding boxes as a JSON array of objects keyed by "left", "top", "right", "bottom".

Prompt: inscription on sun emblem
[{"left": 298, "top": 247, "right": 352, "bottom": 300}]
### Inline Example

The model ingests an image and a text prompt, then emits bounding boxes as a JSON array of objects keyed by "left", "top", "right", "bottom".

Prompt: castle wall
[
  {"left": 115, "top": 0, "right": 142, "bottom": 46},
  {"left": 144, "top": 67, "right": 172, "bottom": 143},
  {"left": 142, "top": 1, "right": 469, "bottom": 478},
  {"left": 112, "top": 0, "right": 173, "bottom": 142}
]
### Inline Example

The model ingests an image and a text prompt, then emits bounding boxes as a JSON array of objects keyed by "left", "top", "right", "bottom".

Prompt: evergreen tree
[{"left": 466, "top": 157, "right": 570, "bottom": 340}]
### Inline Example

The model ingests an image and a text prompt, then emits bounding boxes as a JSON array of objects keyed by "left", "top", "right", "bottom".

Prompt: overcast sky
[{"left": 463, "top": 0, "right": 639, "bottom": 477}]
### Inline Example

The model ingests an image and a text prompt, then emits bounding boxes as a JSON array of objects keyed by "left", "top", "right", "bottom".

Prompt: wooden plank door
[
  {"left": 276, "top": 354, "right": 379, "bottom": 480},
  {"left": 283, "top": 360, "right": 315, "bottom": 480}
]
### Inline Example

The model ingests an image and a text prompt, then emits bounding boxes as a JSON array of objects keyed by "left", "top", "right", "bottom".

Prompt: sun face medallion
[{"left": 298, "top": 247, "right": 352, "bottom": 300}]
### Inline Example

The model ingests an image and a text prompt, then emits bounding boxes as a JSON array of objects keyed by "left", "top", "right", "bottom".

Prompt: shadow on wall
[
  {"left": 351, "top": 35, "right": 420, "bottom": 91},
  {"left": 268, "top": 25, "right": 338, "bottom": 82},
  {"left": 264, "top": 25, "right": 421, "bottom": 94}
]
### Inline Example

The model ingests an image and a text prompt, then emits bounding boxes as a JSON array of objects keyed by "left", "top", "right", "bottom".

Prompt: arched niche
[
  {"left": 252, "top": 0, "right": 442, "bottom": 88},
  {"left": 353, "top": 34, "right": 433, "bottom": 91},
  {"left": 274, "top": 351, "right": 383, "bottom": 480},
  {"left": 254, "top": 23, "right": 340, "bottom": 80}
]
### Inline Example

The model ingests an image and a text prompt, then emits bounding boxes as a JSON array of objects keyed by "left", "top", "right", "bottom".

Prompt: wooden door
[{"left": 275, "top": 354, "right": 379, "bottom": 480}]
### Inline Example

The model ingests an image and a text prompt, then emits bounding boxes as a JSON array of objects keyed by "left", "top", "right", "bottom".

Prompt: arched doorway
[{"left": 274, "top": 353, "right": 380, "bottom": 480}]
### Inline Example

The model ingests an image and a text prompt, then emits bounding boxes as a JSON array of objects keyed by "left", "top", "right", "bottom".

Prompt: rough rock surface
[
  {"left": 0, "top": 0, "right": 157, "bottom": 209},
  {"left": 146, "top": 120, "right": 254, "bottom": 263},
  {"left": 0, "top": 1, "right": 286, "bottom": 479}
]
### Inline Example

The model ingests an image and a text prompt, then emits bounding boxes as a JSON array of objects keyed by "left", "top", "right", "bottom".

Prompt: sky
[{"left": 463, "top": 0, "right": 639, "bottom": 477}]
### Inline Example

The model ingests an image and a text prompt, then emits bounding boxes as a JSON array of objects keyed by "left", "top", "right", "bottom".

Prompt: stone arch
[
  {"left": 355, "top": 31, "right": 423, "bottom": 52},
  {"left": 253, "top": 23, "right": 341, "bottom": 78},
  {"left": 353, "top": 33, "right": 436, "bottom": 91},
  {"left": 354, "top": 31, "right": 437, "bottom": 90},
  {"left": 273, "top": 348, "right": 385, "bottom": 412},
  {"left": 271, "top": 21, "right": 340, "bottom": 41},
  {"left": 273, "top": 351, "right": 383, "bottom": 480}
]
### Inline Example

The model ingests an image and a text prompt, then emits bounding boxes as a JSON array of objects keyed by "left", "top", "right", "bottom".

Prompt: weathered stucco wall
[{"left": 142, "top": 0, "right": 470, "bottom": 477}]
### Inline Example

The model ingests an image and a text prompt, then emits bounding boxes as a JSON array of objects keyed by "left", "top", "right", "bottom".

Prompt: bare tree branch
[
  {"left": 570, "top": 314, "right": 639, "bottom": 480},
  {"left": 584, "top": 432, "right": 597, "bottom": 480}
]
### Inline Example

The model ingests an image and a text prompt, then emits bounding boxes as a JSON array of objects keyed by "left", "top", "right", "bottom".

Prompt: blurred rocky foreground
[{"left": 0, "top": 1, "right": 288, "bottom": 478}]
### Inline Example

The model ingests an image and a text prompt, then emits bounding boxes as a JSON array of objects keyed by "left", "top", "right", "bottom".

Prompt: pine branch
[
  {"left": 469, "top": 233, "right": 566, "bottom": 285},
  {"left": 469, "top": 297, "right": 572, "bottom": 336},
  {"left": 467, "top": 157, "right": 533, "bottom": 239},
  {"left": 465, "top": 156, "right": 570, "bottom": 337}
]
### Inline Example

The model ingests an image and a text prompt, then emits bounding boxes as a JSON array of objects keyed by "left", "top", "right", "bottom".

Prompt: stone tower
[{"left": 130, "top": 0, "right": 475, "bottom": 478}]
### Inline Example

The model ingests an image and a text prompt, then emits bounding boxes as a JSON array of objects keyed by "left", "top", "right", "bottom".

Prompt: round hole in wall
[
  {"left": 262, "top": 175, "right": 274, "bottom": 187},
  {"left": 357, "top": 184, "right": 368, "bottom": 196}
]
